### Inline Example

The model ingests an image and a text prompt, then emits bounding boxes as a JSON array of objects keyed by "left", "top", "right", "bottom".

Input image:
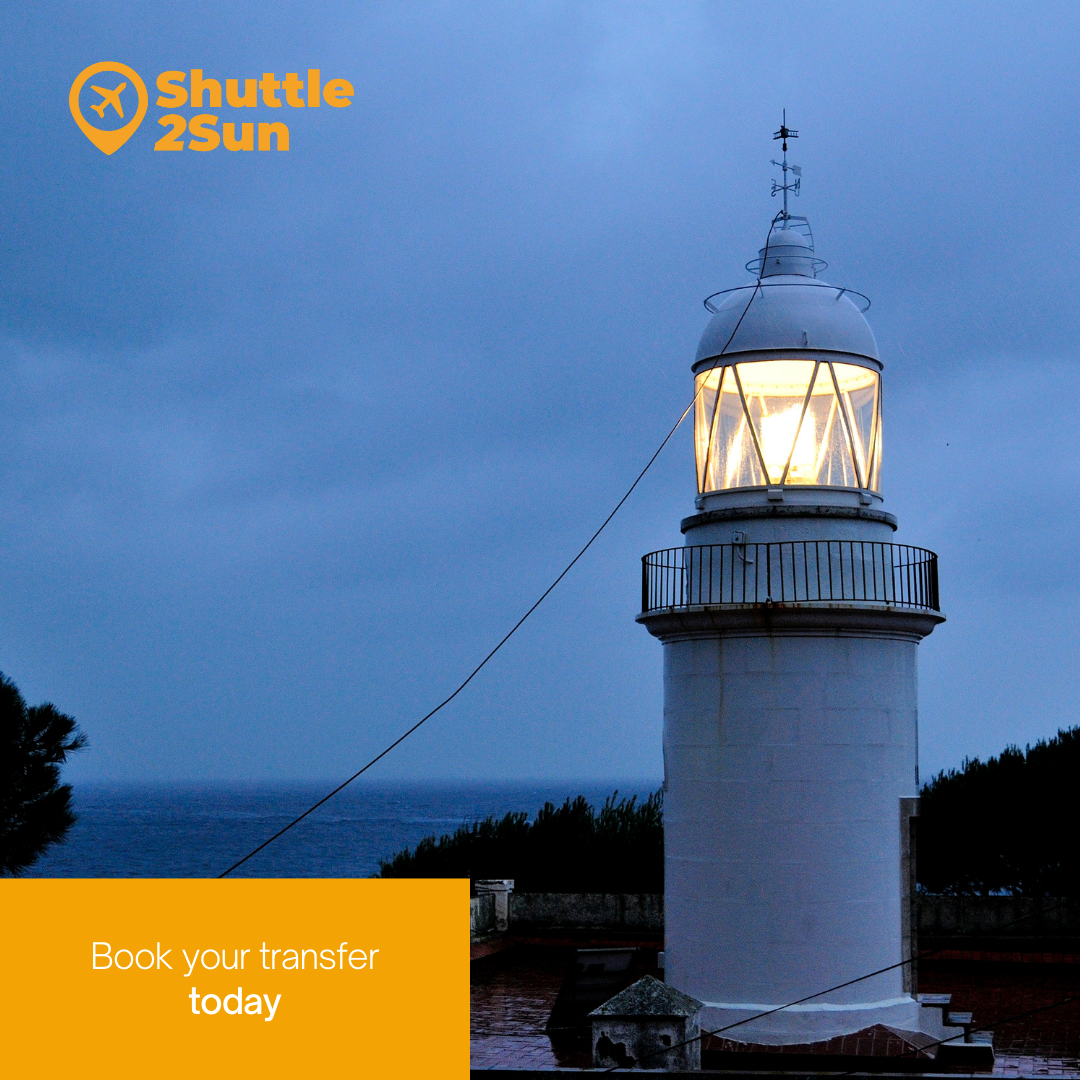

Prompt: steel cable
[
  {"left": 216, "top": 222, "right": 783, "bottom": 877},
  {"left": 605, "top": 897, "right": 1078, "bottom": 1072}
]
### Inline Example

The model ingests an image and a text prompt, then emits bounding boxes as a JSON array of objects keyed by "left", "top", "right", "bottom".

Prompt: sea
[{"left": 22, "top": 780, "right": 660, "bottom": 878}]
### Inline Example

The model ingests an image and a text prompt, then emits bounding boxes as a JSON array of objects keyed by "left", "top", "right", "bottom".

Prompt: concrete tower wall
[
  {"left": 661, "top": 625, "right": 923, "bottom": 1042},
  {"left": 684, "top": 510, "right": 894, "bottom": 547}
]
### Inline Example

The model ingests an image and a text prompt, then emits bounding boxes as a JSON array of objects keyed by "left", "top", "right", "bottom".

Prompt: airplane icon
[{"left": 90, "top": 82, "right": 126, "bottom": 119}]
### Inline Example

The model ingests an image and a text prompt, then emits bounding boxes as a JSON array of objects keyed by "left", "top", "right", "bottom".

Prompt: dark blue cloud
[{"left": 1, "top": 1, "right": 1077, "bottom": 781}]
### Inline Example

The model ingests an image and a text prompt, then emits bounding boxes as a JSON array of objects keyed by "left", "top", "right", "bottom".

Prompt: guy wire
[
  {"left": 608, "top": 897, "right": 1077, "bottom": 1072},
  {"left": 217, "top": 221, "right": 779, "bottom": 877}
]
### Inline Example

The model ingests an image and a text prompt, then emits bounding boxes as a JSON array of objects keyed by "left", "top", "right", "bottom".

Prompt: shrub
[
  {"left": 379, "top": 789, "right": 663, "bottom": 892},
  {"left": 918, "top": 726, "right": 1080, "bottom": 896}
]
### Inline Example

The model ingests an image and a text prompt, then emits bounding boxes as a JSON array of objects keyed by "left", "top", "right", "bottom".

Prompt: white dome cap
[
  {"left": 756, "top": 228, "right": 818, "bottom": 278},
  {"left": 695, "top": 224, "right": 879, "bottom": 366}
]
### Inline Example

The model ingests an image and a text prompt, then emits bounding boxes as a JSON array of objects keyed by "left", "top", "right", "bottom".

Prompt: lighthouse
[{"left": 637, "top": 122, "right": 944, "bottom": 1045}]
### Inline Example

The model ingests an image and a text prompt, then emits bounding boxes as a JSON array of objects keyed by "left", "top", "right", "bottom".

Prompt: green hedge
[
  {"left": 379, "top": 789, "right": 663, "bottom": 893},
  {"left": 379, "top": 725, "right": 1080, "bottom": 897},
  {"left": 918, "top": 725, "right": 1080, "bottom": 896}
]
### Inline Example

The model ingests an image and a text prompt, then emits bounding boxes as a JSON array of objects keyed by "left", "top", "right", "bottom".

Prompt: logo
[
  {"left": 70, "top": 64, "right": 354, "bottom": 155},
  {"left": 69, "top": 62, "right": 148, "bottom": 155}
]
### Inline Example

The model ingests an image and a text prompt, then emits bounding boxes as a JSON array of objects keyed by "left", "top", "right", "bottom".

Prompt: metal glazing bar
[{"left": 730, "top": 365, "right": 772, "bottom": 485}]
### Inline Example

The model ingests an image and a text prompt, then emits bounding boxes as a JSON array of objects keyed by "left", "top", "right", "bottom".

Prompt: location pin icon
[{"left": 69, "top": 62, "right": 148, "bottom": 155}]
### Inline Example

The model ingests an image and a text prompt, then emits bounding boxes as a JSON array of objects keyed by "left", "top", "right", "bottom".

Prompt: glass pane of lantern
[
  {"left": 735, "top": 360, "right": 817, "bottom": 485},
  {"left": 810, "top": 364, "right": 859, "bottom": 487},
  {"left": 694, "top": 368, "right": 722, "bottom": 493},
  {"left": 783, "top": 363, "right": 834, "bottom": 485},
  {"left": 868, "top": 396, "right": 882, "bottom": 490},
  {"left": 833, "top": 363, "right": 880, "bottom": 490},
  {"left": 715, "top": 366, "right": 764, "bottom": 489}
]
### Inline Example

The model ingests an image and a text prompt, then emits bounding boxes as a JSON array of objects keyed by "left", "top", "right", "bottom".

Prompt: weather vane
[{"left": 771, "top": 109, "right": 802, "bottom": 223}]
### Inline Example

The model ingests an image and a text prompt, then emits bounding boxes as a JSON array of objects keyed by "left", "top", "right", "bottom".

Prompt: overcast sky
[{"left": 2, "top": 2, "right": 1079, "bottom": 784}]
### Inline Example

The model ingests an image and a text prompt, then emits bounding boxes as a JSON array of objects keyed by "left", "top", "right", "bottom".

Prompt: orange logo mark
[{"left": 69, "top": 62, "right": 148, "bottom": 154}]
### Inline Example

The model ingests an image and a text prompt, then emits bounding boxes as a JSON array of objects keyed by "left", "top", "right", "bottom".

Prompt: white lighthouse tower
[{"left": 637, "top": 122, "right": 944, "bottom": 1045}]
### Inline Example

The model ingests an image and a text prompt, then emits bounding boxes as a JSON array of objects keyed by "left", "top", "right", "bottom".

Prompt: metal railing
[{"left": 641, "top": 541, "right": 939, "bottom": 614}]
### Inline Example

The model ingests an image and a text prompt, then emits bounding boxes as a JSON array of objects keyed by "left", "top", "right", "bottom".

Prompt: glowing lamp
[{"left": 695, "top": 359, "right": 880, "bottom": 493}]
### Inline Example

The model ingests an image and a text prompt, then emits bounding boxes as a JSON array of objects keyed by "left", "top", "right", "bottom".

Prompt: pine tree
[
  {"left": 0, "top": 672, "right": 87, "bottom": 875},
  {"left": 919, "top": 726, "right": 1080, "bottom": 896}
]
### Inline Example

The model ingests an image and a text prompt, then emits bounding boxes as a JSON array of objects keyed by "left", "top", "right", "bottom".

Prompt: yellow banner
[{"left": 1, "top": 878, "right": 469, "bottom": 1078}]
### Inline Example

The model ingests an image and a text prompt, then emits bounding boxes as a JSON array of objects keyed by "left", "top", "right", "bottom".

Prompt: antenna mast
[{"left": 771, "top": 109, "right": 801, "bottom": 223}]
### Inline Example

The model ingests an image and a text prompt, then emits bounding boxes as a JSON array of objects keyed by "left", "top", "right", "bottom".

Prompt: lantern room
[
  {"left": 694, "top": 358, "right": 880, "bottom": 492},
  {"left": 693, "top": 224, "right": 882, "bottom": 499}
]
